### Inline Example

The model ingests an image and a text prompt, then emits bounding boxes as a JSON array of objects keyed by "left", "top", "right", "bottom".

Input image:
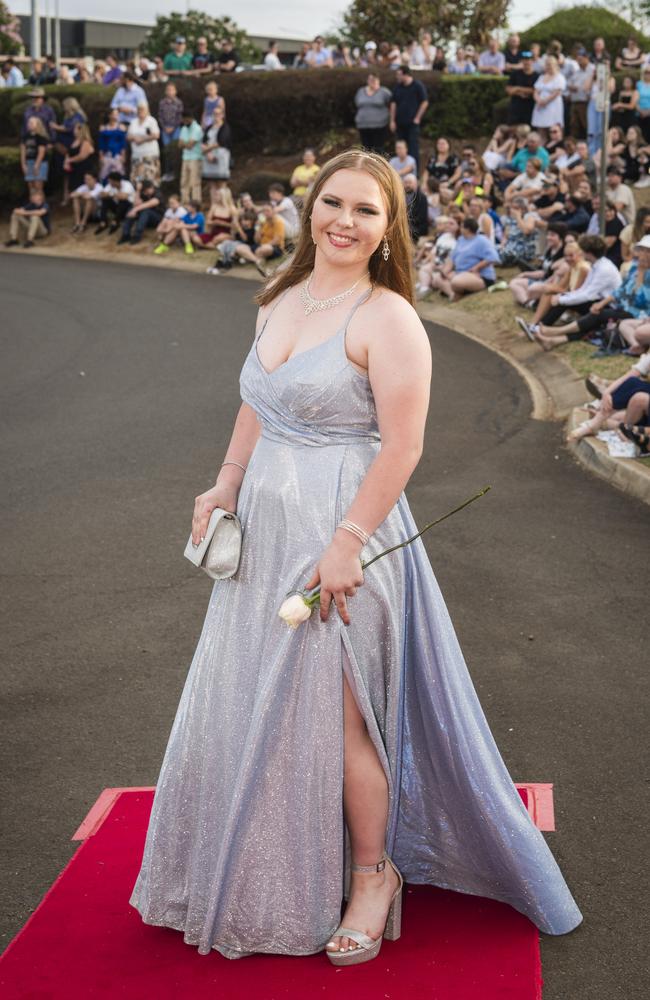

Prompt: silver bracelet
[
  {"left": 337, "top": 518, "right": 370, "bottom": 546},
  {"left": 220, "top": 460, "right": 247, "bottom": 473}
]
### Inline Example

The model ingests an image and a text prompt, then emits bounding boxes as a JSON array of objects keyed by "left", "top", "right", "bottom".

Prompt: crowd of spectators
[{"left": 2, "top": 30, "right": 649, "bottom": 452}]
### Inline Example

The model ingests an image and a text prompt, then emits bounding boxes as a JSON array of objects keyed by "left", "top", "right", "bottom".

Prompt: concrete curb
[{"left": 2, "top": 243, "right": 648, "bottom": 505}]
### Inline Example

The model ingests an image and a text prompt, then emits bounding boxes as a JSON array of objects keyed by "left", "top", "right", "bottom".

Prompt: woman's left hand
[{"left": 304, "top": 531, "right": 364, "bottom": 625}]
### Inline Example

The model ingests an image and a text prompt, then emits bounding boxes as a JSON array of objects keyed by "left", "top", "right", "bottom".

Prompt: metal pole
[
  {"left": 54, "top": 0, "right": 61, "bottom": 68},
  {"left": 45, "top": 0, "right": 51, "bottom": 55},
  {"left": 597, "top": 63, "right": 611, "bottom": 236},
  {"left": 30, "top": 0, "right": 41, "bottom": 59}
]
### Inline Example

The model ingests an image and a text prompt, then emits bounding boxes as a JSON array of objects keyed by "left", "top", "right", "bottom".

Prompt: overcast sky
[{"left": 12, "top": 0, "right": 557, "bottom": 40}]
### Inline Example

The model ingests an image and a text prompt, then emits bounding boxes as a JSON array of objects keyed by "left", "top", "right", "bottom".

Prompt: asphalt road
[{"left": 0, "top": 255, "right": 646, "bottom": 999}]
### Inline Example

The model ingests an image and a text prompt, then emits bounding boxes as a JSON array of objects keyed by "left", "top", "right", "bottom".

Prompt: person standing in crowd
[
  {"left": 532, "top": 55, "right": 566, "bottom": 139},
  {"left": 21, "top": 88, "right": 56, "bottom": 140},
  {"left": 506, "top": 51, "right": 539, "bottom": 125},
  {"left": 63, "top": 122, "right": 96, "bottom": 196},
  {"left": 102, "top": 54, "right": 123, "bottom": 86},
  {"left": 264, "top": 41, "right": 285, "bottom": 71},
  {"left": 164, "top": 36, "right": 194, "bottom": 76},
  {"left": 98, "top": 108, "right": 128, "bottom": 180},
  {"left": 118, "top": 179, "right": 164, "bottom": 245},
  {"left": 127, "top": 102, "right": 161, "bottom": 185},
  {"left": 389, "top": 65, "right": 428, "bottom": 173},
  {"left": 446, "top": 46, "right": 476, "bottom": 75},
  {"left": 503, "top": 33, "right": 523, "bottom": 76},
  {"left": 95, "top": 170, "right": 136, "bottom": 234},
  {"left": 304, "top": 36, "right": 333, "bottom": 68},
  {"left": 178, "top": 109, "right": 204, "bottom": 204},
  {"left": 567, "top": 48, "right": 594, "bottom": 139},
  {"left": 290, "top": 148, "right": 321, "bottom": 200},
  {"left": 216, "top": 38, "right": 239, "bottom": 73},
  {"left": 191, "top": 36, "right": 216, "bottom": 76},
  {"left": 28, "top": 59, "right": 48, "bottom": 86},
  {"left": 110, "top": 72, "right": 146, "bottom": 126},
  {"left": 411, "top": 31, "right": 434, "bottom": 69},
  {"left": 158, "top": 82, "right": 184, "bottom": 183},
  {"left": 4, "top": 191, "right": 50, "bottom": 248},
  {"left": 201, "top": 80, "right": 226, "bottom": 128},
  {"left": 403, "top": 173, "right": 429, "bottom": 242},
  {"left": 477, "top": 37, "right": 506, "bottom": 75},
  {"left": 69, "top": 170, "right": 104, "bottom": 233},
  {"left": 590, "top": 36, "right": 611, "bottom": 66},
  {"left": 20, "top": 116, "right": 50, "bottom": 198},
  {"left": 1, "top": 58, "right": 25, "bottom": 87},
  {"left": 354, "top": 73, "right": 391, "bottom": 153},
  {"left": 631, "top": 65, "right": 650, "bottom": 143},
  {"left": 201, "top": 105, "right": 232, "bottom": 199}
]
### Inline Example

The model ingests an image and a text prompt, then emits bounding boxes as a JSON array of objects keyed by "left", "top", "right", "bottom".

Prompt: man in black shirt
[
  {"left": 5, "top": 191, "right": 51, "bottom": 247},
  {"left": 192, "top": 36, "right": 217, "bottom": 75},
  {"left": 506, "top": 52, "right": 538, "bottom": 125},
  {"left": 389, "top": 65, "right": 428, "bottom": 173},
  {"left": 118, "top": 180, "right": 163, "bottom": 244},
  {"left": 403, "top": 173, "right": 429, "bottom": 241},
  {"left": 216, "top": 39, "right": 239, "bottom": 72},
  {"left": 503, "top": 33, "right": 523, "bottom": 77}
]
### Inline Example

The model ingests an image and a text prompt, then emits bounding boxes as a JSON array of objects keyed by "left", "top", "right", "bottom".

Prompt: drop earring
[{"left": 382, "top": 236, "right": 390, "bottom": 261}]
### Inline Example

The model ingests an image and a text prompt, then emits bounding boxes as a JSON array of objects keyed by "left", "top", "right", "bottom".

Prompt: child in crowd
[
  {"left": 201, "top": 80, "right": 226, "bottom": 129},
  {"left": 177, "top": 199, "right": 206, "bottom": 254},
  {"left": 153, "top": 194, "right": 188, "bottom": 253}
]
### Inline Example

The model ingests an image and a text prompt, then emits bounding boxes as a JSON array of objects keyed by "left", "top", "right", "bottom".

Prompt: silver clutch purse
[{"left": 183, "top": 507, "right": 242, "bottom": 580}]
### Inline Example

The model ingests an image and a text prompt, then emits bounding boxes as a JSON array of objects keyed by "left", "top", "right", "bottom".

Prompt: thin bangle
[
  {"left": 220, "top": 460, "right": 247, "bottom": 473},
  {"left": 337, "top": 519, "right": 370, "bottom": 546}
]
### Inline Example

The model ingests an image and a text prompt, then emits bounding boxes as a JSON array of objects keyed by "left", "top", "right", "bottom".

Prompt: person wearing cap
[
  {"left": 164, "top": 36, "right": 194, "bottom": 76},
  {"left": 389, "top": 65, "right": 428, "bottom": 172},
  {"left": 20, "top": 88, "right": 56, "bottom": 141},
  {"left": 506, "top": 51, "right": 538, "bottom": 125},
  {"left": 567, "top": 49, "right": 593, "bottom": 139},
  {"left": 531, "top": 235, "right": 650, "bottom": 356},
  {"left": 606, "top": 163, "right": 636, "bottom": 224}
]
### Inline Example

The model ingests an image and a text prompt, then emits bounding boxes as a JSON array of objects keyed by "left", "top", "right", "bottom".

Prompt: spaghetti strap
[
  {"left": 256, "top": 286, "right": 292, "bottom": 342},
  {"left": 341, "top": 284, "right": 374, "bottom": 333}
]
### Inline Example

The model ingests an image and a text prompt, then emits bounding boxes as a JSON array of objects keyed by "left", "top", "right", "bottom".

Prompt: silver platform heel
[{"left": 326, "top": 852, "right": 404, "bottom": 966}]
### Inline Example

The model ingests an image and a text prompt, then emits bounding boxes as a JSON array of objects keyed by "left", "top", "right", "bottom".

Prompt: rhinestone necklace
[{"left": 299, "top": 271, "right": 370, "bottom": 316}]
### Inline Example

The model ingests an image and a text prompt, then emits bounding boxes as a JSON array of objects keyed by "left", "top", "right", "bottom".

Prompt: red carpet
[{"left": 1, "top": 789, "right": 545, "bottom": 999}]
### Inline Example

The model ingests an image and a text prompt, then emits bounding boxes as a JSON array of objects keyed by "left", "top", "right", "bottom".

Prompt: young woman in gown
[{"left": 129, "top": 149, "right": 583, "bottom": 964}]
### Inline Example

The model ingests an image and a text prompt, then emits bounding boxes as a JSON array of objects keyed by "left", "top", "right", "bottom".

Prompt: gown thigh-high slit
[{"left": 129, "top": 287, "right": 583, "bottom": 958}]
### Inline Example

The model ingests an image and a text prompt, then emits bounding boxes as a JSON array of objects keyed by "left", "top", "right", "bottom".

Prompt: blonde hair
[
  {"left": 256, "top": 149, "right": 415, "bottom": 307},
  {"left": 62, "top": 96, "right": 86, "bottom": 120},
  {"left": 26, "top": 116, "right": 49, "bottom": 139}
]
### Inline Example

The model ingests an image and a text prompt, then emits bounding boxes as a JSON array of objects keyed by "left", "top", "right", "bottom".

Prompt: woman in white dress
[{"left": 532, "top": 55, "right": 567, "bottom": 140}]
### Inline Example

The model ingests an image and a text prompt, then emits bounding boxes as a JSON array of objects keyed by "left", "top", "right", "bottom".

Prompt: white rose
[{"left": 278, "top": 593, "right": 312, "bottom": 629}]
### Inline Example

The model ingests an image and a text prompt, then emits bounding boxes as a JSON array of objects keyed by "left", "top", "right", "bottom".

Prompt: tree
[
  {"left": 141, "top": 9, "right": 259, "bottom": 63},
  {"left": 0, "top": 2, "right": 23, "bottom": 55},
  {"left": 339, "top": 0, "right": 511, "bottom": 49}
]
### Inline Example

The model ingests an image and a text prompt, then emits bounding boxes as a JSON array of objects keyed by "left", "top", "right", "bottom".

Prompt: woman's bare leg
[{"left": 326, "top": 673, "right": 400, "bottom": 954}]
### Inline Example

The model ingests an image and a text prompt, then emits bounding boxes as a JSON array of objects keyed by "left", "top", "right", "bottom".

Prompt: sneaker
[
  {"left": 4, "top": 238, "right": 19, "bottom": 247},
  {"left": 23, "top": 240, "right": 35, "bottom": 248},
  {"left": 206, "top": 267, "right": 222, "bottom": 275},
  {"left": 153, "top": 243, "right": 169, "bottom": 254},
  {"left": 415, "top": 284, "right": 431, "bottom": 300},
  {"left": 184, "top": 242, "right": 195, "bottom": 255},
  {"left": 161, "top": 172, "right": 175, "bottom": 183},
  {"left": 634, "top": 174, "right": 650, "bottom": 188},
  {"left": 254, "top": 259, "right": 268, "bottom": 278},
  {"left": 515, "top": 316, "right": 537, "bottom": 342},
  {"left": 488, "top": 279, "right": 508, "bottom": 293}
]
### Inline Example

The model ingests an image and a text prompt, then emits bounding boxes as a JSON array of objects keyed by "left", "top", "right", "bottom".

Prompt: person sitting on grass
[
  {"left": 70, "top": 171, "right": 104, "bottom": 233},
  {"left": 516, "top": 234, "right": 622, "bottom": 341},
  {"left": 568, "top": 350, "right": 650, "bottom": 450},
  {"left": 208, "top": 201, "right": 285, "bottom": 277},
  {"left": 430, "top": 216, "right": 500, "bottom": 301},
  {"left": 117, "top": 179, "right": 164, "bottom": 245},
  {"left": 527, "top": 236, "right": 650, "bottom": 351},
  {"left": 515, "top": 235, "right": 589, "bottom": 332},
  {"left": 155, "top": 198, "right": 205, "bottom": 255},
  {"left": 95, "top": 170, "right": 136, "bottom": 234},
  {"left": 509, "top": 222, "right": 567, "bottom": 306},
  {"left": 499, "top": 195, "right": 540, "bottom": 267},
  {"left": 4, "top": 191, "right": 51, "bottom": 249},
  {"left": 153, "top": 193, "right": 188, "bottom": 253}
]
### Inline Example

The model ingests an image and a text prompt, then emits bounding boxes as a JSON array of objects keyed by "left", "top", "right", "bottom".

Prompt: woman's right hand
[{"left": 191, "top": 480, "right": 239, "bottom": 545}]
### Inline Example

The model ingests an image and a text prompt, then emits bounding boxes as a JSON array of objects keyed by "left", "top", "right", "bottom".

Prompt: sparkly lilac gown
[{"left": 129, "top": 288, "right": 583, "bottom": 957}]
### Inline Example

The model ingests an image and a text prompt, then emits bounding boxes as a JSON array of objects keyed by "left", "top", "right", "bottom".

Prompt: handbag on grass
[{"left": 183, "top": 507, "right": 242, "bottom": 580}]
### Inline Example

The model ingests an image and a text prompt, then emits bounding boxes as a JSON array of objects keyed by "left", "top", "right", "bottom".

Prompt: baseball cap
[
  {"left": 576, "top": 46, "right": 588, "bottom": 56},
  {"left": 364, "top": 41, "right": 377, "bottom": 50},
  {"left": 28, "top": 86, "right": 46, "bottom": 97},
  {"left": 635, "top": 234, "right": 650, "bottom": 249},
  {"left": 521, "top": 50, "right": 533, "bottom": 58},
  {"left": 175, "top": 35, "right": 186, "bottom": 43}
]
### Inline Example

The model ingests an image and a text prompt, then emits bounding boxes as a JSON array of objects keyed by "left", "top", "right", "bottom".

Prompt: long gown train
[{"left": 129, "top": 288, "right": 583, "bottom": 958}]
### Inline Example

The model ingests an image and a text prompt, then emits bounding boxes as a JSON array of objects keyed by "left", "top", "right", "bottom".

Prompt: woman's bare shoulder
[{"left": 365, "top": 286, "right": 429, "bottom": 339}]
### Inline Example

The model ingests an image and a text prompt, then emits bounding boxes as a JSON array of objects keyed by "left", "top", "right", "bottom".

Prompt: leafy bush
[
  {"left": 0, "top": 146, "right": 23, "bottom": 202},
  {"left": 520, "top": 5, "right": 650, "bottom": 56},
  {"left": 1, "top": 83, "right": 112, "bottom": 143}
]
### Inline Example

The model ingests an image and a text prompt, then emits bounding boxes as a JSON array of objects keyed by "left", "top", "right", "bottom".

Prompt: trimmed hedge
[
  {"left": 0, "top": 146, "right": 23, "bottom": 202},
  {"left": 520, "top": 6, "right": 650, "bottom": 57},
  {"left": 0, "top": 71, "right": 508, "bottom": 154}
]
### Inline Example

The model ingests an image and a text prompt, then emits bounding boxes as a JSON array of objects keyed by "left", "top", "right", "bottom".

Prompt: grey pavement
[{"left": 0, "top": 256, "right": 646, "bottom": 998}]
